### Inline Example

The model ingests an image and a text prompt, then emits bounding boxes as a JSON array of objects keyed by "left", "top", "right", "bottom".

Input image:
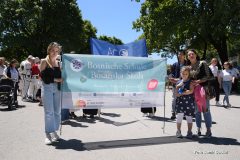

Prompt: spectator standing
[
  {"left": 40, "top": 42, "right": 63, "bottom": 145},
  {"left": 219, "top": 62, "right": 235, "bottom": 107},
  {"left": 209, "top": 58, "right": 221, "bottom": 106},
  {"left": 19, "top": 55, "right": 34, "bottom": 101},
  {"left": 175, "top": 66, "right": 195, "bottom": 138},
  {"left": 187, "top": 49, "right": 213, "bottom": 138},
  {"left": 3, "top": 59, "right": 20, "bottom": 108},
  {"left": 169, "top": 51, "right": 187, "bottom": 119},
  {"left": 29, "top": 57, "right": 41, "bottom": 101}
]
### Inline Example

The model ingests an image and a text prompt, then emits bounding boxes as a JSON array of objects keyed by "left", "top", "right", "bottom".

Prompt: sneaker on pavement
[
  {"left": 205, "top": 131, "right": 212, "bottom": 138},
  {"left": 216, "top": 101, "right": 222, "bottom": 106},
  {"left": 51, "top": 131, "right": 60, "bottom": 142},
  {"left": 45, "top": 133, "right": 52, "bottom": 145},
  {"left": 222, "top": 101, "right": 226, "bottom": 106},
  {"left": 176, "top": 130, "right": 183, "bottom": 138},
  {"left": 186, "top": 131, "right": 193, "bottom": 139},
  {"left": 149, "top": 113, "right": 154, "bottom": 117}
]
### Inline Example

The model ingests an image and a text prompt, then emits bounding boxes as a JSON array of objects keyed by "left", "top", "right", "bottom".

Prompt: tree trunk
[
  {"left": 208, "top": 35, "right": 228, "bottom": 65},
  {"left": 202, "top": 41, "right": 207, "bottom": 60},
  {"left": 215, "top": 40, "right": 228, "bottom": 66}
]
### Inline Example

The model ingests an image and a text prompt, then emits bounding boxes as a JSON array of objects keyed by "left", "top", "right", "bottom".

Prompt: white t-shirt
[
  {"left": 209, "top": 65, "right": 218, "bottom": 77},
  {"left": 219, "top": 69, "right": 234, "bottom": 81},
  {"left": 20, "top": 60, "right": 32, "bottom": 75}
]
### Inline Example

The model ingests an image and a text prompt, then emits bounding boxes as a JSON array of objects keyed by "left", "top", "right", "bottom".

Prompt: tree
[
  {"left": 98, "top": 35, "right": 123, "bottom": 45},
  {"left": 78, "top": 20, "right": 97, "bottom": 54},
  {"left": 133, "top": 0, "right": 240, "bottom": 64},
  {"left": 0, "top": 0, "right": 97, "bottom": 60}
]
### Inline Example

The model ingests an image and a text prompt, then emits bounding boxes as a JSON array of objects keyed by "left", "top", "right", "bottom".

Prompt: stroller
[{"left": 0, "top": 78, "right": 16, "bottom": 110}]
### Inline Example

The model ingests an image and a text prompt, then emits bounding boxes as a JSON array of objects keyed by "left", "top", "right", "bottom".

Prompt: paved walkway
[{"left": 0, "top": 90, "right": 240, "bottom": 160}]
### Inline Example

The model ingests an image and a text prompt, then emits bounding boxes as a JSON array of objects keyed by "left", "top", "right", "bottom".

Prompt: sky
[
  {"left": 76, "top": 0, "right": 177, "bottom": 64},
  {"left": 77, "top": 0, "right": 143, "bottom": 44}
]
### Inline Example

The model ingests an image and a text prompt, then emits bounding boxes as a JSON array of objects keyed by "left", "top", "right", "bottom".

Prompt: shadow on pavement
[
  {"left": 100, "top": 112, "right": 121, "bottom": 117},
  {"left": 228, "top": 106, "right": 240, "bottom": 109},
  {"left": 53, "top": 136, "right": 193, "bottom": 151},
  {"left": 213, "top": 105, "right": 240, "bottom": 109},
  {"left": 196, "top": 136, "right": 240, "bottom": 145},
  {"left": 0, "top": 105, "right": 26, "bottom": 112},
  {"left": 146, "top": 116, "right": 217, "bottom": 125},
  {"left": 52, "top": 139, "right": 86, "bottom": 151},
  {"left": 147, "top": 116, "right": 176, "bottom": 123},
  {"left": 53, "top": 136, "right": 240, "bottom": 151},
  {"left": 63, "top": 116, "right": 139, "bottom": 127},
  {"left": 61, "top": 120, "right": 88, "bottom": 128},
  {"left": 95, "top": 116, "right": 139, "bottom": 126}
]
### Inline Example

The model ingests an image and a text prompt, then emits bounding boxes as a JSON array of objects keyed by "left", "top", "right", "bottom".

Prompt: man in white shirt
[{"left": 19, "top": 55, "right": 34, "bottom": 101}]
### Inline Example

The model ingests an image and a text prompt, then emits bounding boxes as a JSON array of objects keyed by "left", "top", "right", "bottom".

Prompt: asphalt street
[{"left": 0, "top": 90, "right": 240, "bottom": 160}]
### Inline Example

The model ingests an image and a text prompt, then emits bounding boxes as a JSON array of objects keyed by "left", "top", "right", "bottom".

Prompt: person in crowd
[
  {"left": 219, "top": 62, "right": 235, "bottom": 107},
  {"left": 175, "top": 66, "right": 195, "bottom": 138},
  {"left": 169, "top": 50, "right": 187, "bottom": 119},
  {"left": 3, "top": 59, "right": 20, "bottom": 108},
  {"left": 40, "top": 42, "right": 63, "bottom": 145},
  {"left": 229, "top": 61, "right": 239, "bottom": 93},
  {"left": 36, "top": 86, "right": 43, "bottom": 106},
  {"left": 187, "top": 49, "right": 212, "bottom": 138},
  {"left": 29, "top": 57, "right": 41, "bottom": 102},
  {"left": 19, "top": 55, "right": 34, "bottom": 101},
  {"left": 0, "top": 57, "right": 7, "bottom": 79},
  {"left": 209, "top": 58, "right": 221, "bottom": 106}
]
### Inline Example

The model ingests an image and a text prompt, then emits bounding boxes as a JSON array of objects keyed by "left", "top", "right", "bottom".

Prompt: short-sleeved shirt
[
  {"left": 219, "top": 69, "right": 234, "bottom": 81},
  {"left": 4, "top": 67, "right": 19, "bottom": 81},
  {"left": 31, "top": 64, "right": 40, "bottom": 75}
]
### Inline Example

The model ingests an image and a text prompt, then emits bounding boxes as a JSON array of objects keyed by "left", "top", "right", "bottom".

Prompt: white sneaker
[
  {"left": 216, "top": 101, "right": 222, "bottom": 106},
  {"left": 45, "top": 133, "right": 52, "bottom": 145},
  {"left": 176, "top": 130, "right": 182, "bottom": 138},
  {"left": 149, "top": 113, "right": 155, "bottom": 117},
  {"left": 222, "top": 101, "right": 226, "bottom": 106},
  {"left": 51, "top": 131, "right": 60, "bottom": 142},
  {"left": 143, "top": 113, "right": 148, "bottom": 117}
]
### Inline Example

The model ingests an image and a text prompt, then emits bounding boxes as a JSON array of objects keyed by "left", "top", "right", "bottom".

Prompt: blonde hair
[{"left": 46, "top": 42, "right": 62, "bottom": 68}]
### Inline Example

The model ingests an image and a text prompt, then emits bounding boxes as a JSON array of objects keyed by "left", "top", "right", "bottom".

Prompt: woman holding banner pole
[{"left": 40, "top": 42, "right": 63, "bottom": 145}]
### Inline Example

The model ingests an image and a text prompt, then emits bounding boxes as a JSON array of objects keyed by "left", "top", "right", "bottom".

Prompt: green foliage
[
  {"left": 0, "top": 0, "right": 97, "bottom": 61},
  {"left": 98, "top": 35, "right": 123, "bottom": 45},
  {"left": 133, "top": 0, "right": 240, "bottom": 64}
]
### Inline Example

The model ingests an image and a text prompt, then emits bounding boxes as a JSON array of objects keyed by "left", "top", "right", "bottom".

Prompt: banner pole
[
  {"left": 59, "top": 53, "right": 64, "bottom": 136},
  {"left": 162, "top": 59, "right": 167, "bottom": 133},
  {"left": 162, "top": 77, "right": 167, "bottom": 133}
]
